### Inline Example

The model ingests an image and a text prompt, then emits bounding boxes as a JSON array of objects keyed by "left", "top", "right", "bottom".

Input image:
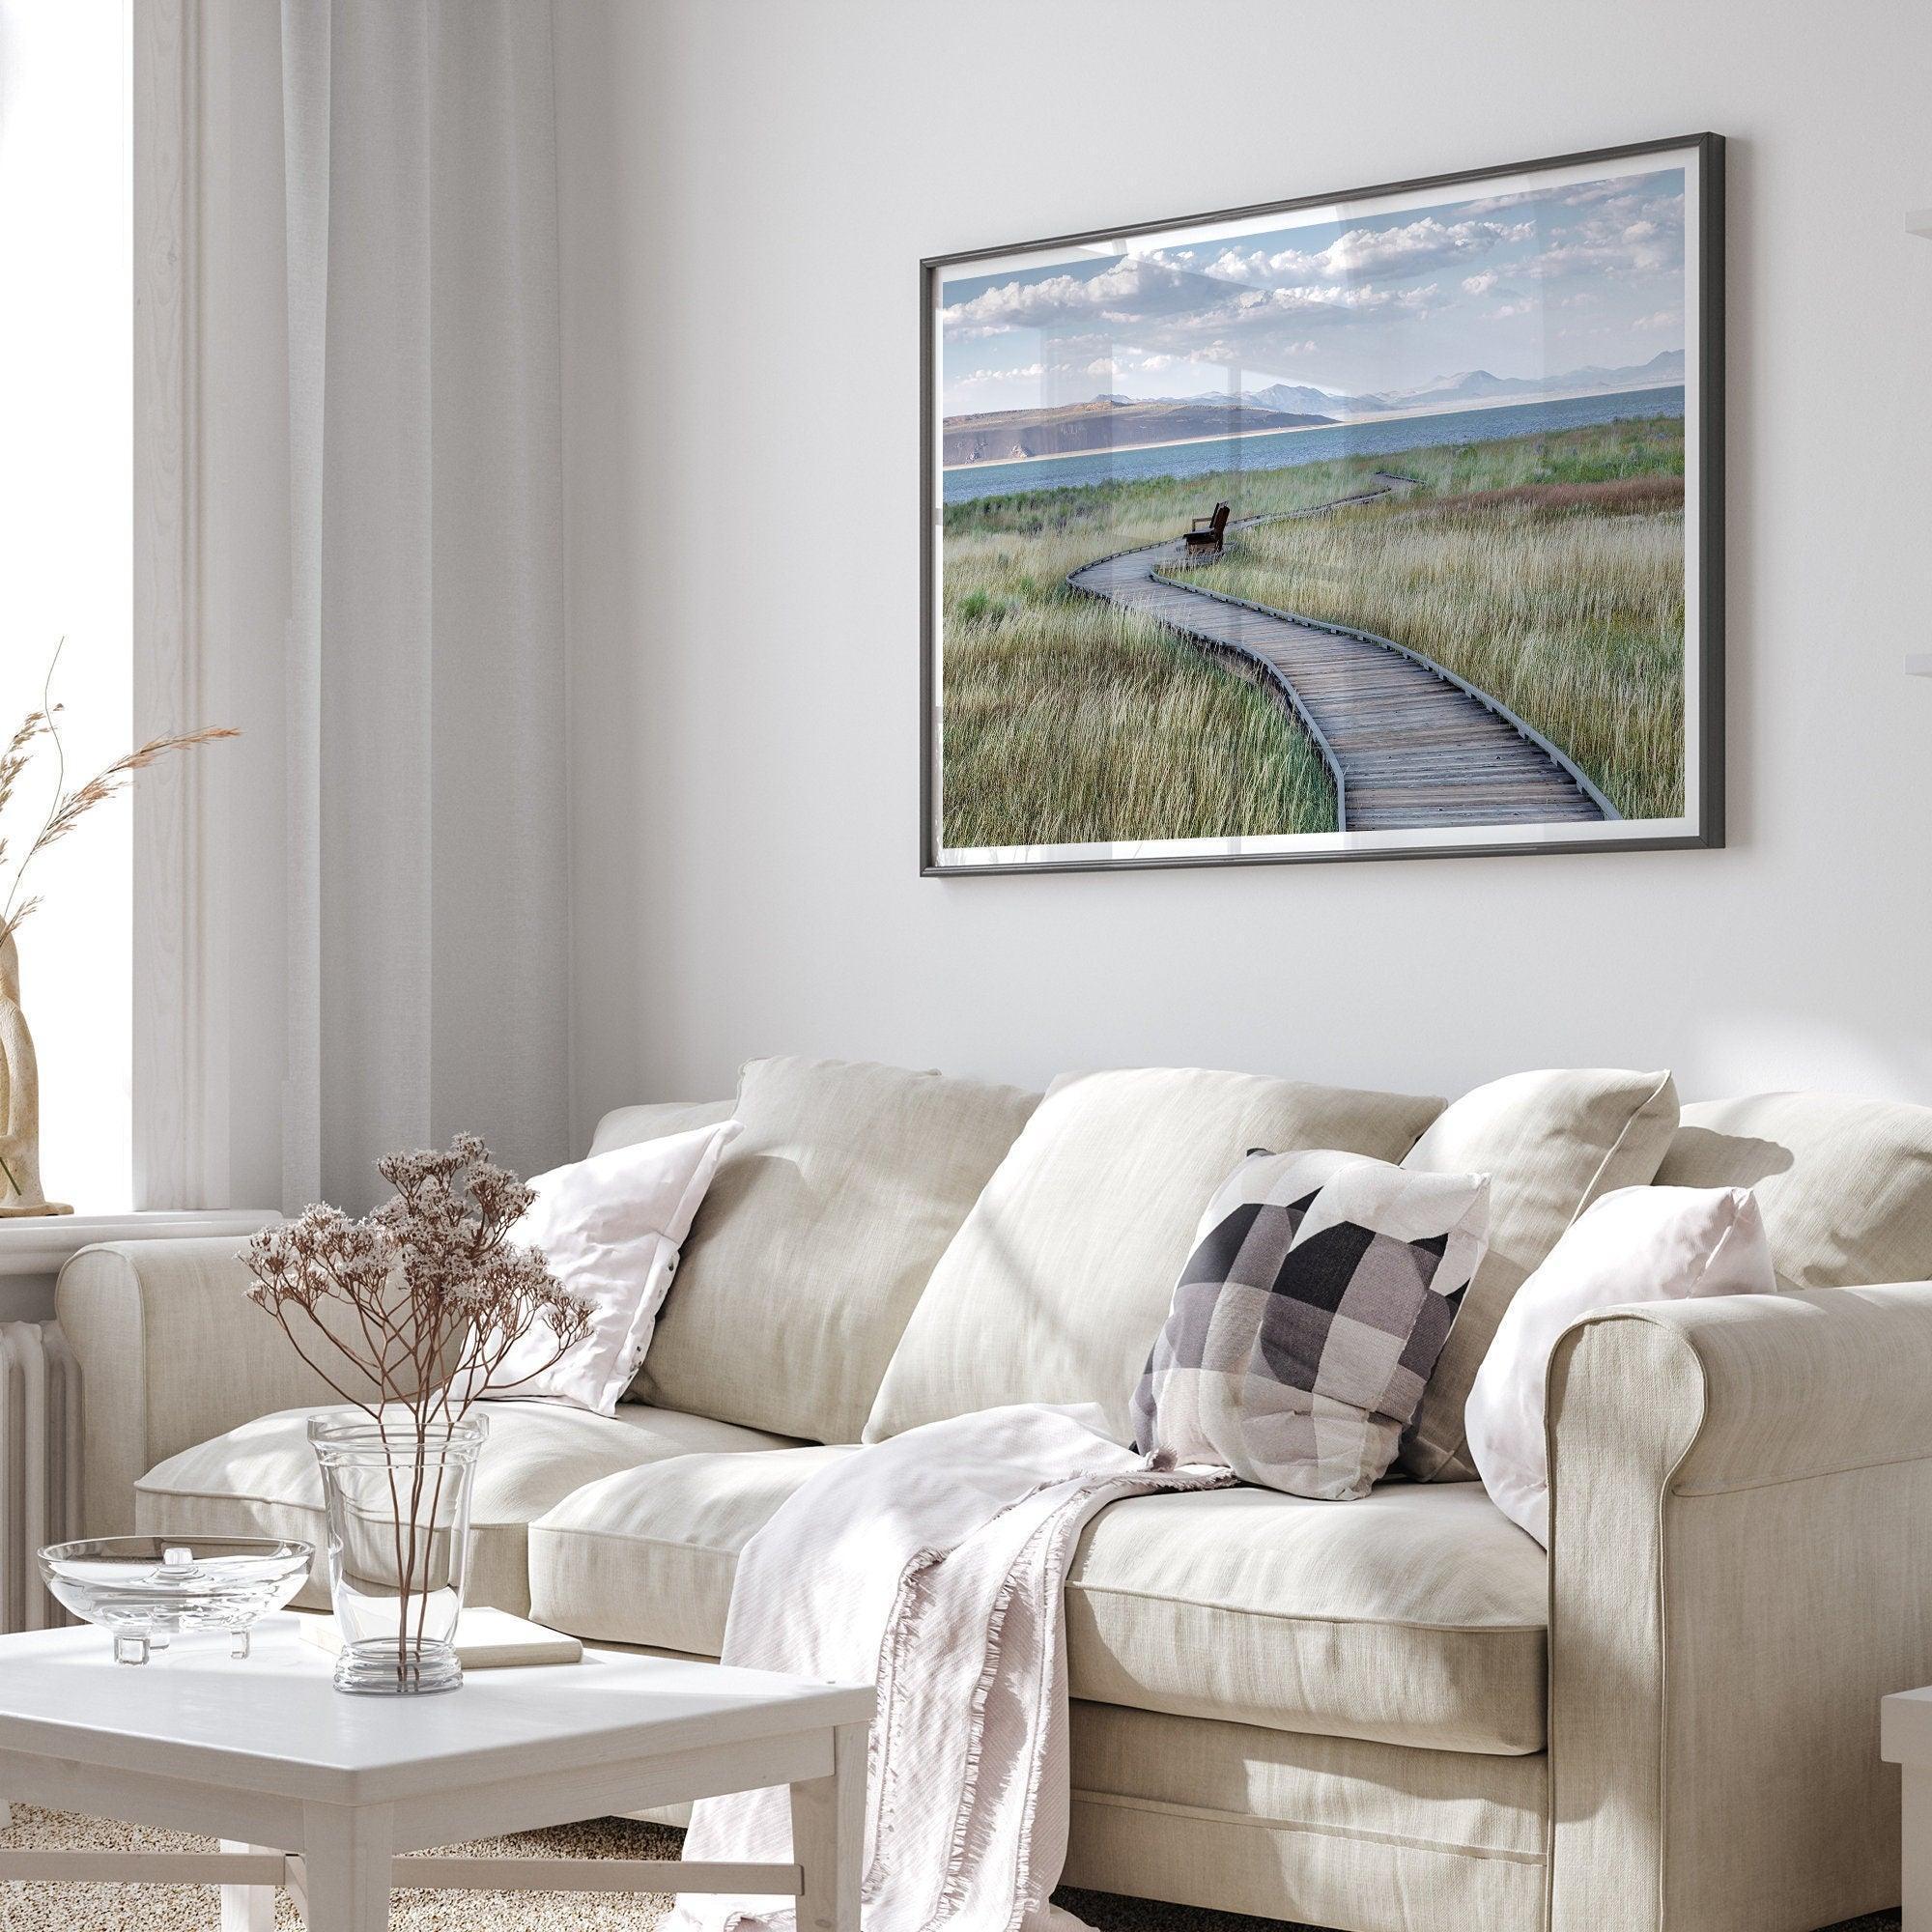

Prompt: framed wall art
[{"left": 921, "top": 133, "right": 1722, "bottom": 874}]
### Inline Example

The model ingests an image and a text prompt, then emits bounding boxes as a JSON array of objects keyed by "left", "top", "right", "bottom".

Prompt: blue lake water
[{"left": 940, "top": 385, "right": 1686, "bottom": 505}]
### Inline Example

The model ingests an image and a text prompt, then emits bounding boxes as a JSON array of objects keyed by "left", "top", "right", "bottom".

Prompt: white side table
[
  {"left": 1882, "top": 1687, "right": 1932, "bottom": 1929},
  {"left": 0, "top": 1619, "right": 873, "bottom": 1932}
]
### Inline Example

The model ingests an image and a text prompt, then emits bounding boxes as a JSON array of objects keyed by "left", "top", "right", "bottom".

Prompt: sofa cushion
[
  {"left": 529, "top": 1444, "right": 854, "bottom": 1657},
  {"left": 634, "top": 1056, "right": 1040, "bottom": 1443},
  {"left": 1398, "top": 1067, "right": 1679, "bottom": 1482},
  {"left": 134, "top": 1400, "right": 799, "bottom": 1619},
  {"left": 1655, "top": 1092, "right": 1932, "bottom": 1293},
  {"left": 864, "top": 1068, "right": 1445, "bottom": 1446},
  {"left": 1075, "top": 1481, "right": 1546, "bottom": 1752},
  {"left": 590, "top": 1098, "right": 734, "bottom": 1155},
  {"left": 527, "top": 1454, "right": 1546, "bottom": 1755}
]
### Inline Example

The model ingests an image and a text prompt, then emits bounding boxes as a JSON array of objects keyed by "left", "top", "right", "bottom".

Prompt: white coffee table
[{"left": 0, "top": 1618, "right": 872, "bottom": 1930}]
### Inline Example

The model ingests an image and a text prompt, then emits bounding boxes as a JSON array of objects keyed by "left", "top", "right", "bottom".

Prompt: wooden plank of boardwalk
[{"left": 1069, "top": 526, "right": 1606, "bottom": 834}]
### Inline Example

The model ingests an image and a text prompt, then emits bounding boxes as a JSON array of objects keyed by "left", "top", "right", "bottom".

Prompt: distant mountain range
[
  {"left": 943, "top": 352, "right": 1686, "bottom": 465},
  {"left": 1169, "top": 350, "right": 1686, "bottom": 422}
]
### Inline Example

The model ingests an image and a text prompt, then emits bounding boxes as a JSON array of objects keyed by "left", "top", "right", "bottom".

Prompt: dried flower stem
[
  {"left": 242, "top": 1135, "right": 591, "bottom": 1685},
  {"left": 0, "top": 639, "right": 240, "bottom": 952}
]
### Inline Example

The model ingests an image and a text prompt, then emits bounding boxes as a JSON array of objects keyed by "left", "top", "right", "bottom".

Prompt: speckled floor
[{"left": 0, "top": 1808, "right": 1903, "bottom": 1931}]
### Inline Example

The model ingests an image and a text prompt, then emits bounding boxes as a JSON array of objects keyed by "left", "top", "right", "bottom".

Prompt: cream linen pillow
[
  {"left": 864, "top": 1067, "right": 1444, "bottom": 1446},
  {"left": 1465, "top": 1184, "right": 1776, "bottom": 1545},
  {"left": 1399, "top": 1067, "right": 1679, "bottom": 1480},
  {"left": 476, "top": 1119, "right": 741, "bottom": 1416},
  {"left": 1655, "top": 1092, "right": 1932, "bottom": 1291},
  {"left": 634, "top": 1056, "right": 1039, "bottom": 1442}
]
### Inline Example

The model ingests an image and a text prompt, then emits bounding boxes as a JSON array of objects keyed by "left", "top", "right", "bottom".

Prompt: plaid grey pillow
[{"left": 1132, "top": 1148, "right": 1489, "bottom": 1500}]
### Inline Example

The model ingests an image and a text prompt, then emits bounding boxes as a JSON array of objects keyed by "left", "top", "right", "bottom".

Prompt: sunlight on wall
[{"left": 0, "top": 1, "right": 134, "bottom": 1210}]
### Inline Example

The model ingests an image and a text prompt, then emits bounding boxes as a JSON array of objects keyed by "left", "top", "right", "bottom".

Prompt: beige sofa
[{"left": 56, "top": 1059, "right": 1932, "bottom": 1932}]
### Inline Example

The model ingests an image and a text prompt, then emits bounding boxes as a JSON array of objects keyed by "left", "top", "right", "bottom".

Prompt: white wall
[{"left": 554, "top": 0, "right": 1932, "bottom": 1140}]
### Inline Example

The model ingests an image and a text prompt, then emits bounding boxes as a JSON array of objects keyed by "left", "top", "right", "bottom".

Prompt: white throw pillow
[
  {"left": 475, "top": 1120, "right": 741, "bottom": 1415},
  {"left": 1465, "top": 1183, "right": 1776, "bottom": 1545},
  {"left": 1398, "top": 1067, "right": 1679, "bottom": 1482}
]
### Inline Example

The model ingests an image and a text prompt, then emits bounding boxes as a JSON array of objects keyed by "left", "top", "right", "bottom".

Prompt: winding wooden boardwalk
[{"left": 1066, "top": 482, "right": 1614, "bottom": 833}]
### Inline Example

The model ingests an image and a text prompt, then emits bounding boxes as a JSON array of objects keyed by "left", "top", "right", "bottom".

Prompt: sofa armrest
[
  {"left": 1546, "top": 1283, "right": 1932, "bottom": 1932},
  {"left": 56, "top": 1238, "right": 384, "bottom": 1536}
]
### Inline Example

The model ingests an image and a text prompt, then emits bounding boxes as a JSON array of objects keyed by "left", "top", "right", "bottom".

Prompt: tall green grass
[
  {"left": 937, "top": 415, "right": 1686, "bottom": 846},
  {"left": 940, "top": 540, "right": 1336, "bottom": 848}
]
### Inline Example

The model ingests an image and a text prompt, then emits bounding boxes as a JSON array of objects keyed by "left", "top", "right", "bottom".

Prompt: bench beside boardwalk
[{"left": 1066, "top": 509, "right": 1613, "bottom": 834}]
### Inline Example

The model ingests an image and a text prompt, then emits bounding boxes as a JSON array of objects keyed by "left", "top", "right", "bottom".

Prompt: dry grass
[
  {"left": 937, "top": 415, "right": 1687, "bottom": 846},
  {"left": 1426, "top": 476, "right": 1683, "bottom": 516}
]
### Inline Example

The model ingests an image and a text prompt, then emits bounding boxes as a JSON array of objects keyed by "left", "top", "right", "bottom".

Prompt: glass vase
[{"left": 306, "top": 1409, "right": 486, "bottom": 1695}]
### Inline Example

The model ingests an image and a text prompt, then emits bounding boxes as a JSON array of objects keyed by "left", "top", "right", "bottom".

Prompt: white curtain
[{"left": 279, "top": 0, "right": 568, "bottom": 1209}]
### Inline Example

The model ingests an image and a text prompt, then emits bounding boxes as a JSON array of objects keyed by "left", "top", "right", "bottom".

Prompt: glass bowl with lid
[{"left": 40, "top": 1536, "right": 314, "bottom": 1664}]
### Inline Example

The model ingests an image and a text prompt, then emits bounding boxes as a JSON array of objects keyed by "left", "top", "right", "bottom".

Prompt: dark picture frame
[{"left": 921, "top": 133, "right": 1723, "bottom": 876}]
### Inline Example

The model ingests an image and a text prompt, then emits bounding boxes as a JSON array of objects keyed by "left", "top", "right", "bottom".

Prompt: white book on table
[{"left": 296, "top": 1606, "right": 583, "bottom": 1668}]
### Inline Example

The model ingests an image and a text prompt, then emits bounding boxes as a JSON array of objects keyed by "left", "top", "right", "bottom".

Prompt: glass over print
[{"left": 922, "top": 135, "right": 1722, "bottom": 873}]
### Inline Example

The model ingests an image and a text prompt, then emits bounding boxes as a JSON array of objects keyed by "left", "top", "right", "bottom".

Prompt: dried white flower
[{"left": 242, "top": 1135, "right": 590, "bottom": 1428}]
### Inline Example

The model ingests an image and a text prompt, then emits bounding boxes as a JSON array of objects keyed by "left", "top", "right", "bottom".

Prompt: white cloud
[
  {"left": 940, "top": 169, "right": 1688, "bottom": 400},
  {"left": 1082, "top": 350, "right": 1187, "bottom": 376},
  {"left": 1519, "top": 192, "right": 1685, "bottom": 283},
  {"left": 1632, "top": 308, "right": 1682, "bottom": 330},
  {"left": 1177, "top": 280, "right": 1442, "bottom": 327},
  {"left": 1327, "top": 217, "right": 1531, "bottom": 278},
  {"left": 939, "top": 255, "right": 1200, "bottom": 332},
  {"left": 951, "top": 363, "right": 1044, "bottom": 387},
  {"left": 1457, "top": 188, "right": 1544, "bottom": 217},
  {"left": 1526, "top": 235, "right": 1667, "bottom": 280},
  {"left": 1192, "top": 216, "right": 1532, "bottom": 291}
]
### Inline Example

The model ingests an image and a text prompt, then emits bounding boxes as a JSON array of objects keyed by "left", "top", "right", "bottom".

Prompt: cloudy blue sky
[{"left": 940, "top": 166, "right": 1687, "bottom": 416}]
